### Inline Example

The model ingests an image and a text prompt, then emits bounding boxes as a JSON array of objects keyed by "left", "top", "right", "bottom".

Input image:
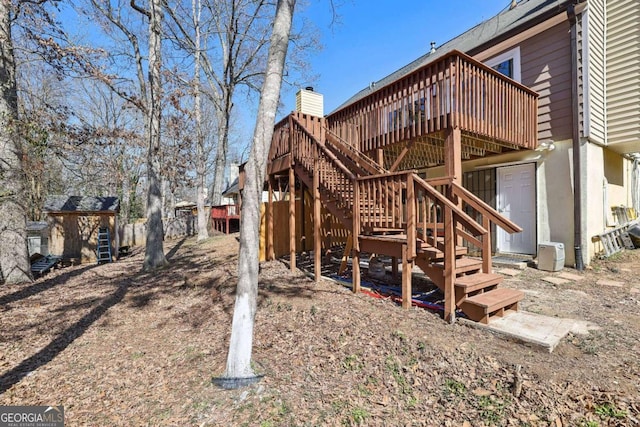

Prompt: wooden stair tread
[
  {"left": 464, "top": 288, "right": 524, "bottom": 310},
  {"left": 421, "top": 245, "right": 468, "bottom": 259},
  {"left": 455, "top": 273, "right": 503, "bottom": 292},
  {"left": 433, "top": 257, "right": 482, "bottom": 273},
  {"left": 359, "top": 234, "right": 408, "bottom": 242}
]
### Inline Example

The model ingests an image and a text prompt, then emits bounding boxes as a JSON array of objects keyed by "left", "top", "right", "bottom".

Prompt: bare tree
[
  {"left": 221, "top": 0, "right": 296, "bottom": 385},
  {"left": 191, "top": 0, "right": 208, "bottom": 240},
  {"left": 0, "top": 0, "right": 31, "bottom": 284},
  {"left": 164, "top": 0, "right": 273, "bottom": 240},
  {"left": 134, "top": 0, "right": 168, "bottom": 270},
  {"left": 82, "top": 0, "right": 167, "bottom": 269}
]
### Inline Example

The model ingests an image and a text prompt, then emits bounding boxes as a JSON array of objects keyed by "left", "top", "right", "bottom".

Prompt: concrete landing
[
  {"left": 492, "top": 255, "right": 531, "bottom": 270},
  {"left": 461, "top": 311, "right": 598, "bottom": 352}
]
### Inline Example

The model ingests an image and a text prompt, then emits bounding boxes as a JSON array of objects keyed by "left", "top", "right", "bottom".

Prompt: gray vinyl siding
[
  {"left": 520, "top": 22, "right": 573, "bottom": 142},
  {"left": 583, "top": 0, "right": 606, "bottom": 144},
  {"left": 606, "top": 0, "right": 640, "bottom": 147}
]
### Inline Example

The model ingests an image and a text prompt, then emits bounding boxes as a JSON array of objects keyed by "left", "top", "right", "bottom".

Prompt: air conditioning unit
[{"left": 537, "top": 242, "right": 565, "bottom": 272}]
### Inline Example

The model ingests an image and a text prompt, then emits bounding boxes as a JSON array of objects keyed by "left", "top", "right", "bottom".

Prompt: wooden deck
[
  {"left": 264, "top": 50, "right": 538, "bottom": 324},
  {"left": 211, "top": 205, "right": 240, "bottom": 234}
]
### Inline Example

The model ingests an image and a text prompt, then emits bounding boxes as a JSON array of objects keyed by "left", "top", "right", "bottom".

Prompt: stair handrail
[
  {"left": 411, "top": 175, "right": 488, "bottom": 237},
  {"left": 290, "top": 115, "right": 357, "bottom": 181},
  {"left": 325, "top": 129, "right": 386, "bottom": 175},
  {"left": 450, "top": 181, "right": 522, "bottom": 234}
]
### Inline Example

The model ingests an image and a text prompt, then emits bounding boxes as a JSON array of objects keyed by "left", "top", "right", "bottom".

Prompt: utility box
[{"left": 538, "top": 242, "right": 565, "bottom": 272}]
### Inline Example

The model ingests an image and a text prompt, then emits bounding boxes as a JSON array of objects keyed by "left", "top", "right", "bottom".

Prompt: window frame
[{"left": 485, "top": 46, "right": 521, "bottom": 83}]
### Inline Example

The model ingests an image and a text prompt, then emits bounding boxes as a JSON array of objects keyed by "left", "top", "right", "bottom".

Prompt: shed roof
[
  {"left": 332, "top": 0, "right": 573, "bottom": 113},
  {"left": 44, "top": 196, "right": 120, "bottom": 213}
]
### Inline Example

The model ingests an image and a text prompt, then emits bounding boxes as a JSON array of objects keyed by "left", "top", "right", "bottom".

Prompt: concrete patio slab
[
  {"left": 558, "top": 272, "right": 584, "bottom": 281},
  {"left": 541, "top": 276, "right": 571, "bottom": 285},
  {"left": 461, "top": 311, "right": 598, "bottom": 352},
  {"left": 498, "top": 268, "right": 522, "bottom": 277},
  {"left": 597, "top": 279, "right": 625, "bottom": 287}
]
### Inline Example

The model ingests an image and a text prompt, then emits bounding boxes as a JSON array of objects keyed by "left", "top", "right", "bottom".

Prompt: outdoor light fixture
[{"left": 535, "top": 141, "right": 556, "bottom": 151}]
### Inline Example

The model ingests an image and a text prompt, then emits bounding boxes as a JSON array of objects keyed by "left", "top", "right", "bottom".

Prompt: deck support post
[
  {"left": 313, "top": 159, "right": 321, "bottom": 282},
  {"left": 401, "top": 244, "right": 413, "bottom": 310},
  {"left": 445, "top": 127, "right": 462, "bottom": 197},
  {"left": 376, "top": 148, "right": 384, "bottom": 167},
  {"left": 289, "top": 166, "right": 296, "bottom": 271},
  {"left": 352, "top": 179, "right": 361, "bottom": 293},
  {"left": 445, "top": 127, "right": 463, "bottom": 247},
  {"left": 299, "top": 181, "right": 307, "bottom": 251},
  {"left": 267, "top": 177, "right": 275, "bottom": 261},
  {"left": 352, "top": 249, "right": 360, "bottom": 293}
]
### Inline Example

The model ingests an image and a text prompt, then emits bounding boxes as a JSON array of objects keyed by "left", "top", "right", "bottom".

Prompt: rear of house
[{"left": 332, "top": 0, "right": 639, "bottom": 266}]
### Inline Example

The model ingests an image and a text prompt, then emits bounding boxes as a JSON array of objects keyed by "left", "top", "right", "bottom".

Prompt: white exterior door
[{"left": 497, "top": 164, "right": 536, "bottom": 254}]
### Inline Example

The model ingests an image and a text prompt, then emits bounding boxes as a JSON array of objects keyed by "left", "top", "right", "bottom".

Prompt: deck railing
[{"left": 326, "top": 50, "right": 538, "bottom": 153}]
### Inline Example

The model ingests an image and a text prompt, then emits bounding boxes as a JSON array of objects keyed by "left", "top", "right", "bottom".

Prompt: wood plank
[
  {"left": 402, "top": 244, "right": 412, "bottom": 310},
  {"left": 455, "top": 272, "right": 503, "bottom": 293},
  {"left": 464, "top": 288, "right": 523, "bottom": 311},
  {"left": 289, "top": 166, "right": 296, "bottom": 270}
]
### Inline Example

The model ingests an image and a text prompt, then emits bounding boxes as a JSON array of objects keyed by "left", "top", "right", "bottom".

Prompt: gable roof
[
  {"left": 332, "top": 0, "right": 574, "bottom": 114},
  {"left": 44, "top": 196, "right": 120, "bottom": 213}
]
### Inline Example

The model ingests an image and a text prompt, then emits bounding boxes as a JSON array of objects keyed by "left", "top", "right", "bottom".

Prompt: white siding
[
  {"left": 296, "top": 89, "right": 324, "bottom": 117},
  {"left": 607, "top": 0, "right": 640, "bottom": 151},
  {"left": 582, "top": 0, "right": 606, "bottom": 144}
]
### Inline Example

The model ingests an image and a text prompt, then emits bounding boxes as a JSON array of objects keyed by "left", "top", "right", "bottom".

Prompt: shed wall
[{"left": 47, "top": 213, "right": 116, "bottom": 263}]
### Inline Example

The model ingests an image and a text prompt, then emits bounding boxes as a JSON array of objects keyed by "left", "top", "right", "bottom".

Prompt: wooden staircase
[{"left": 269, "top": 114, "right": 525, "bottom": 324}]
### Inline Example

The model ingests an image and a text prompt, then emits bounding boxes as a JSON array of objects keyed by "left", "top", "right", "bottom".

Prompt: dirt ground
[{"left": 1, "top": 234, "right": 639, "bottom": 426}]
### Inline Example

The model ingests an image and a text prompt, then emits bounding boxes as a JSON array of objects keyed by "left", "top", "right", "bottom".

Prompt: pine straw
[{"left": 1, "top": 235, "right": 639, "bottom": 426}]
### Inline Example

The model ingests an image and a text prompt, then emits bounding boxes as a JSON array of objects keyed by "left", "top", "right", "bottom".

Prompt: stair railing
[
  {"left": 450, "top": 180, "right": 522, "bottom": 272},
  {"left": 325, "top": 129, "right": 386, "bottom": 175},
  {"left": 289, "top": 115, "right": 359, "bottom": 243}
]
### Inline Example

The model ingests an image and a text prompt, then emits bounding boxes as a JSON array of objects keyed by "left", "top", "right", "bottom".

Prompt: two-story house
[{"left": 264, "top": 0, "right": 639, "bottom": 323}]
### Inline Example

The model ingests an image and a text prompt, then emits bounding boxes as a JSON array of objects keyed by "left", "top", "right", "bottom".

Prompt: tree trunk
[
  {"left": 0, "top": 2, "right": 32, "bottom": 285},
  {"left": 143, "top": 0, "right": 168, "bottom": 270},
  {"left": 193, "top": 0, "right": 208, "bottom": 241},
  {"left": 223, "top": 0, "right": 296, "bottom": 381},
  {"left": 210, "top": 104, "right": 229, "bottom": 206}
]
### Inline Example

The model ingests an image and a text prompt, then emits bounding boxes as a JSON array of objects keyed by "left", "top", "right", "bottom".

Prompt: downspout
[{"left": 568, "top": 2, "right": 585, "bottom": 270}]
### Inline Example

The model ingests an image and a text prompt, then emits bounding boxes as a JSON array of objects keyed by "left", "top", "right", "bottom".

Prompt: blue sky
[{"left": 282, "top": 0, "right": 514, "bottom": 116}]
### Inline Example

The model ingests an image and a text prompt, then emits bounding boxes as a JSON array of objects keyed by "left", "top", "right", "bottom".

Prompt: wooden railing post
[
  {"left": 401, "top": 244, "right": 412, "bottom": 310},
  {"left": 267, "top": 177, "right": 275, "bottom": 261},
  {"left": 313, "top": 152, "right": 321, "bottom": 282},
  {"left": 289, "top": 165, "right": 296, "bottom": 271},
  {"left": 443, "top": 205, "right": 456, "bottom": 323},
  {"left": 482, "top": 215, "right": 492, "bottom": 274},
  {"left": 352, "top": 180, "right": 361, "bottom": 293},
  {"left": 406, "top": 173, "right": 416, "bottom": 259}
]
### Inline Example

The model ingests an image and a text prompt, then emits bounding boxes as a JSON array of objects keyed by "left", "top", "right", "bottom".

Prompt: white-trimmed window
[{"left": 485, "top": 46, "right": 521, "bottom": 83}]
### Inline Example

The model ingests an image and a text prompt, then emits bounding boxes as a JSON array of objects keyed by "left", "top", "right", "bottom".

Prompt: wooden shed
[{"left": 44, "top": 196, "right": 120, "bottom": 264}]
